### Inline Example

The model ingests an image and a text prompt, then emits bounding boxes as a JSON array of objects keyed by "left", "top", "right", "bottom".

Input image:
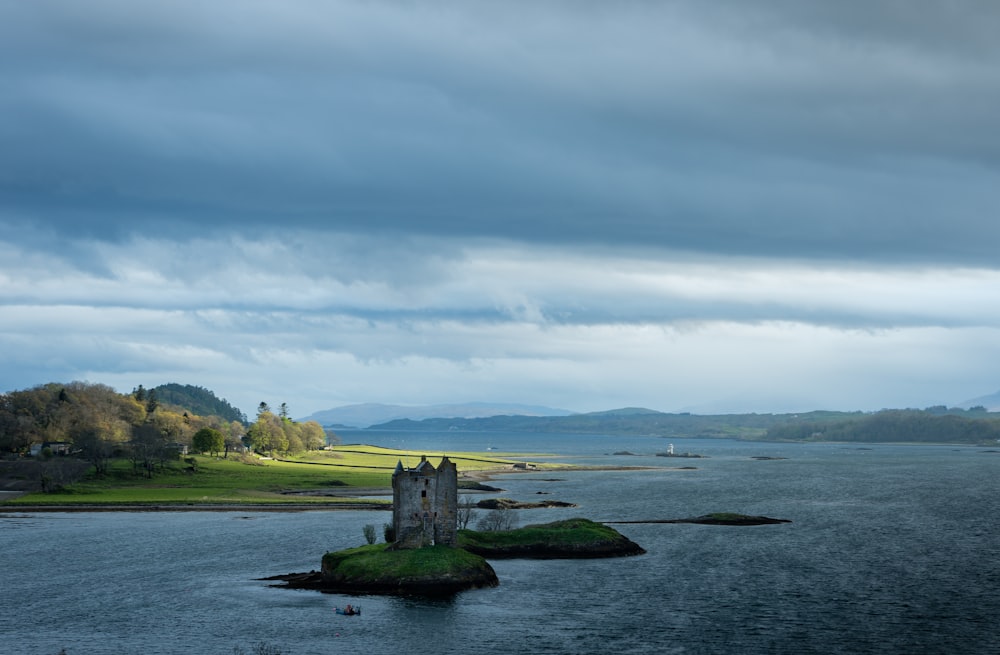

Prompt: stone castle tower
[{"left": 391, "top": 455, "right": 458, "bottom": 549}]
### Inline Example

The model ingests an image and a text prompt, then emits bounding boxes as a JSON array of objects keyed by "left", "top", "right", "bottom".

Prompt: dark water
[{"left": 2, "top": 435, "right": 998, "bottom": 654}]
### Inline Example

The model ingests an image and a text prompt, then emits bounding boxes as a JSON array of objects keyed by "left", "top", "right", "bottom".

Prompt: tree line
[
  {"left": 0, "top": 382, "right": 332, "bottom": 479},
  {"left": 764, "top": 408, "right": 1000, "bottom": 444},
  {"left": 244, "top": 401, "right": 327, "bottom": 456}
]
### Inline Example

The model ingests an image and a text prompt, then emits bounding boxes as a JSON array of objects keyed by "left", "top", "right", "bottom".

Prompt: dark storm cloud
[
  {"left": 3, "top": 1, "right": 1000, "bottom": 263},
  {"left": 5, "top": 2, "right": 1000, "bottom": 414}
]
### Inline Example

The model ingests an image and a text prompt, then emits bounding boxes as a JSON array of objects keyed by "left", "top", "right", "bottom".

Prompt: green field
[{"left": 1, "top": 444, "right": 567, "bottom": 507}]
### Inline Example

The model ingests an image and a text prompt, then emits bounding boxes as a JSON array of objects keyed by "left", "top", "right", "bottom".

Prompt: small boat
[{"left": 334, "top": 606, "right": 361, "bottom": 616}]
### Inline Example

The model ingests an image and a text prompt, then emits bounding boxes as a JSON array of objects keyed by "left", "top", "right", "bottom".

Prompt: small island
[
  {"left": 266, "top": 456, "right": 645, "bottom": 596},
  {"left": 475, "top": 497, "right": 577, "bottom": 510},
  {"left": 460, "top": 517, "right": 645, "bottom": 559},
  {"left": 608, "top": 512, "right": 791, "bottom": 526},
  {"left": 268, "top": 518, "right": 644, "bottom": 595}
]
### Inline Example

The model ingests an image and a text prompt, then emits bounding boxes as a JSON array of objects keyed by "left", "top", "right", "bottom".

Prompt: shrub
[{"left": 363, "top": 523, "right": 377, "bottom": 544}]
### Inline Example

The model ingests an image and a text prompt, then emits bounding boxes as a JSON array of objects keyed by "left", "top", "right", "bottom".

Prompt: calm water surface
[{"left": 2, "top": 434, "right": 998, "bottom": 654}]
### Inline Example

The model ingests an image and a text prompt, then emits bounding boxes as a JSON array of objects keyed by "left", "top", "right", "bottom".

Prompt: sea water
[{"left": 2, "top": 435, "right": 998, "bottom": 654}]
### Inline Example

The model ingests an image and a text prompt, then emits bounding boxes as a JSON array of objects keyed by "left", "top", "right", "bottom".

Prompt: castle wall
[{"left": 391, "top": 456, "right": 458, "bottom": 549}]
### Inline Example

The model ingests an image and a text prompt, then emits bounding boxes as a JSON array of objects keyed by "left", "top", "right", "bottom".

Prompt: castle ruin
[{"left": 391, "top": 455, "right": 458, "bottom": 549}]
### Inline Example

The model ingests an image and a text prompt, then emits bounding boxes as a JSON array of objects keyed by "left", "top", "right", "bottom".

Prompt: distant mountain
[
  {"left": 370, "top": 407, "right": 1000, "bottom": 444},
  {"left": 958, "top": 389, "right": 1000, "bottom": 411},
  {"left": 299, "top": 402, "right": 574, "bottom": 428},
  {"left": 584, "top": 407, "right": 665, "bottom": 417},
  {"left": 371, "top": 407, "right": 789, "bottom": 436}
]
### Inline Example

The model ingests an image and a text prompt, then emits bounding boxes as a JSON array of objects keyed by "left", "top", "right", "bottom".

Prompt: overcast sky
[{"left": 3, "top": 1, "right": 1000, "bottom": 417}]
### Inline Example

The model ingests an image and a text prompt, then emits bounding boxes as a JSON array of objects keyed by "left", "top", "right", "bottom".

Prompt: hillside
[
  {"left": 300, "top": 402, "right": 573, "bottom": 428},
  {"left": 152, "top": 383, "right": 247, "bottom": 424},
  {"left": 370, "top": 407, "right": 1000, "bottom": 445},
  {"left": 958, "top": 389, "right": 1000, "bottom": 411},
  {"left": 370, "top": 408, "right": 847, "bottom": 439}
]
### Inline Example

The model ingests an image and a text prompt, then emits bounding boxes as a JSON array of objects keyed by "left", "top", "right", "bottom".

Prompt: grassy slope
[
  {"left": 2, "top": 445, "right": 568, "bottom": 507},
  {"left": 459, "top": 518, "right": 627, "bottom": 549},
  {"left": 323, "top": 543, "right": 489, "bottom": 579}
]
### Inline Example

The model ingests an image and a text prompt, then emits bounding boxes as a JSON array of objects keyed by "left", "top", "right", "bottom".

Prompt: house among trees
[
  {"left": 391, "top": 455, "right": 458, "bottom": 549},
  {"left": 29, "top": 441, "right": 72, "bottom": 457}
]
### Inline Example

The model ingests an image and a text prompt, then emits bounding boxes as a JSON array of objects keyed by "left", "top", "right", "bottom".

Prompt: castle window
[{"left": 421, "top": 490, "right": 427, "bottom": 498}]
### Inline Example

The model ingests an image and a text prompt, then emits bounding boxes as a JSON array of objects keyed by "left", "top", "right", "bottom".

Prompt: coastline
[
  {"left": 0, "top": 463, "right": 669, "bottom": 512},
  {"left": 1, "top": 502, "right": 391, "bottom": 512}
]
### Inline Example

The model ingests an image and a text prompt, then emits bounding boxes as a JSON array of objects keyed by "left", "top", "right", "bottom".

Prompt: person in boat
[{"left": 345, "top": 604, "right": 353, "bottom": 614}]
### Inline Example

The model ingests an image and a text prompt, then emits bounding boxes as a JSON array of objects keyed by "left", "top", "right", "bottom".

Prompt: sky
[{"left": 3, "top": 0, "right": 1000, "bottom": 418}]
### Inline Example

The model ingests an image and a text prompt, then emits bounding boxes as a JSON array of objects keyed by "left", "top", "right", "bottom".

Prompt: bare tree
[
  {"left": 457, "top": 495, "right": 479, "bottom": 530},
  {"left": 71, "top": 426, "right": 114, "bottom": 477},
  {"left": 475, "top": 507, "right": 519, "bottom": 531},
  {"left": 38, "top": 457, "right": 88, "bottom": 492}
]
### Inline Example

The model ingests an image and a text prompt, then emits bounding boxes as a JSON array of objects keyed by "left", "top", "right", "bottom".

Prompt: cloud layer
[{"left": 3, "top": 1, "right": 1000, "bottom": 415}]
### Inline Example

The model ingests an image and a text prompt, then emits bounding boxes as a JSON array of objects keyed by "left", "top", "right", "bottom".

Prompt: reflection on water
[{"left": 2, "top": 436, "right": 999, "bottom": 654}]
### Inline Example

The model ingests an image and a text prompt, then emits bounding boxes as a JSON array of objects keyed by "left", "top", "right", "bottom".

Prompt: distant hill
[
  {"left": 152, "top": 383, "right": 247, "bottom": 424},
  {"left": 299, "top": 402, "right": 574, "bottom": 428},
  {"left": 369, "top": 406, "right": 1000, "bottom": 445},
  {"left": 370, "top": 408, "right": 789, "bottom": 438},
  {"left": 958, "top": 389, "right": 1000, "bottom": 411}
]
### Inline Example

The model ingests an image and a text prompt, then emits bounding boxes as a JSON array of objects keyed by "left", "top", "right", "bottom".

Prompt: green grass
[
  {"left": 3, "top": 445, "right": 571, "bottom": 507},
  {"left": 287, "top": 445, "right": 557, "bottom": 471},
  {"left": 458, "top": 518, "right": 625, "bottom": 548},
  {"left": 705, "top": 512, "right": 749, "bottom": 521},
  {"left": 322, "top": 543, "right": 493, "bottom": 581},
  {"left": 3, "top": 456, "right": 384, "bottom": 506}
]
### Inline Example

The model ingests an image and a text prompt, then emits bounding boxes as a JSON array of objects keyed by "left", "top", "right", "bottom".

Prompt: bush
[
  {"left": 363, "top": 523, "right": 377, "bottom": 544},
  {"left": 383, "top": 521, "right": 396, "bottom": 543}
]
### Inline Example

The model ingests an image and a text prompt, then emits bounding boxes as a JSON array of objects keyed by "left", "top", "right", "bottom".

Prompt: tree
[
  {"left": 476, "top": 507, "right": 519, "bottom": 531},
  {"left": 72, "top": 426, "right": 114, "bottom": 477},
  {"left": 38, "top": 457, "right": 88, "bottom": 493},
  {"left": 457, "top": 496, "right": 479, "bottom": 529},
  {"left": 192, "top": 427, "right": 224, "bottom": 455},
  {"left": 363, "top": 524, "right": 377, "bottom": 544},
  {"left": 0, "top": 393, "right": 34, "bottom": 453},
  {"left": 145, "top": 388, "right": 158, "bottom": 414},
  {"left": 247, "top": 411, "right": 286, "bottom": 456},
  {"left": 299, "top": 421, "right": 326, "bottom": 451},
  {"left": 223, "top": 420, "right": 245, "bottom": 457},
  {"left": 131, "top": 423, "right": 170, "bottom": 478}
]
